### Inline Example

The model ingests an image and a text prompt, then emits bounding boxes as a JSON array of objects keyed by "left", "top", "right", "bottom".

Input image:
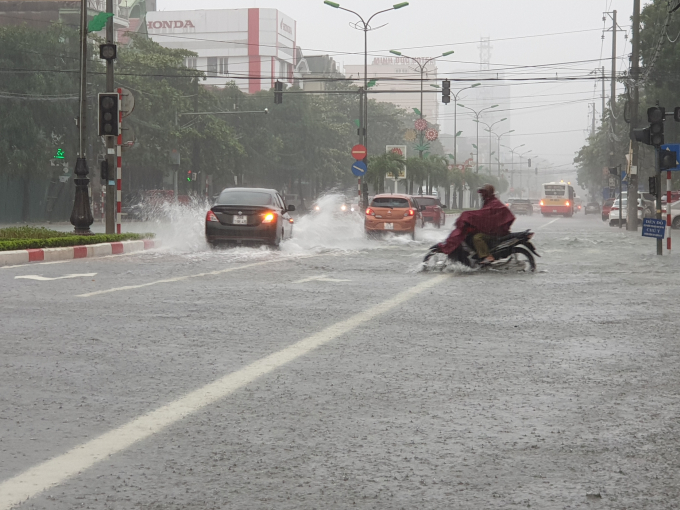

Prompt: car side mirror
[
  {"left": 287, "top": 204, "right": 296, "bottom": 212},
  {"left": 419, "top": 205, "right": 426, "bottom": 211}
]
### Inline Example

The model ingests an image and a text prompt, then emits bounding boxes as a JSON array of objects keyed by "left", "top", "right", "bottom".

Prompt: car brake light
[
  {"left": 539, "top": 200, "right": 544, "bottom": 206},
  {"left": 405, "top": 209, "right": 415, "bottom": 217},
  {"left": 566, "top": 201, "right": 570, "bottom": 206},
  {"left": 262, "top": 212, "right": 276, "bottom": 223},
  {"left": 366, "top": 207, "right": 375, "bottom": 216},
  {"left": 206, "top": 210, "right": 219, "bottom": 222},
  {"left": 289, "top": 218, "right": 294, "bottom": 224}
]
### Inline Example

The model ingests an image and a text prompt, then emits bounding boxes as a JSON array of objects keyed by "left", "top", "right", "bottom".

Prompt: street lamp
[
  {"left": 70, "top": 0, "right": 94, "bottom": 235},
  {"left": 519, "top": 149, "right": 532, "bottom": 198},
  {"left": 458, "top": 103, "right": 498, "bottom": 173},
  {"left": 324, "top": 1, "right": 408, "bottom": 205},
  {"left": 389, "top": 49, "right": 453, "bottom": 160},
  {"left": 475, "top": 117, "right": 507, "bottom": 174},
  {"left": 502, "top": 143, "right": 525, "bottom": 194},
  {"left": 451, "top": 83, "right": 480, "bottom": 167},
  {"left": 485, "top": 128, "right": 514, "bottom": 177}
]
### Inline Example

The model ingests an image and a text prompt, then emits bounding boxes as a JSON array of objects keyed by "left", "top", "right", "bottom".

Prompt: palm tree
[{"left": 366, "top": 152, "right": 405, "bottom": 194}]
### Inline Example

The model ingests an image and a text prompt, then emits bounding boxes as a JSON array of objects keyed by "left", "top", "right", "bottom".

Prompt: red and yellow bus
[{"left": 540, "top": 182, "right": 575, "bottom": 217}]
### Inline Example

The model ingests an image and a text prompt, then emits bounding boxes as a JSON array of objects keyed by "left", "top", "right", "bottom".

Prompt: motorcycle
[{"left": 422, "top": 229, "right": 540, "bottom": 272}]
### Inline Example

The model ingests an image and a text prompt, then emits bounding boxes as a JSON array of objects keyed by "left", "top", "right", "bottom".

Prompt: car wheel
[
  {"left": 673, "top": 217, "right": 680, "bottom": 229},
  {"left": 435, "top": 218, "right": 441, "bottom": 229}
]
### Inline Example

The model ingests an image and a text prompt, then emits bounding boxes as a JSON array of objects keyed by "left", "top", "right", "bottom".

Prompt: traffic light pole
[
  {"left": 105, "top": 0, "right": 115, "bottom": 234},
  {"left": 656, "top": 146, "right": 662, "bottom": 255}
]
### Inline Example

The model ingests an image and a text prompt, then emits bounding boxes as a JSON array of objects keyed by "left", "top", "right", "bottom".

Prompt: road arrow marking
[{"left": 15, "top": 273, "right": 97, "bottom": 281}]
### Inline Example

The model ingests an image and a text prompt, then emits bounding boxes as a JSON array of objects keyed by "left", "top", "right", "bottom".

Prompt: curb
[{"left": 0, "top": 239, "right": 159, "bottom": 267}]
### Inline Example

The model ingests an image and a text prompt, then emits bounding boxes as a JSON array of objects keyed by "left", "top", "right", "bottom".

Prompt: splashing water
[{"left": 125, "top": 193, "right": 450, "bottom": 261}]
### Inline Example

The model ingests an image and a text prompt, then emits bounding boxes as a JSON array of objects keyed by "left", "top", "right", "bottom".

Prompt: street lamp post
[
  {"left": 324, "top": 1, "right": 408, "bottom": 204},
  {"left": 486, "top": 129, "right": 514, "bottom": 177},
  {"left": 458, "top": 103, "right": 498, "bottom": 173},
  {"left": 70, "top": 0, "right": 94, "bottom": 235},
  {"left": 519, "top": 149, "right": 532, "bottom": 198},
  {"left": 388, "top": 50, "right": 454, "bottom": 160},
  {"left": 451, "top": 83, "right": 480, "bottom": 167},
  {"left": 475, "top": 118, "right": 507, "bottom": 174},
  {"left": 502, "top": 143, "right": 525, "bottom": 194}
]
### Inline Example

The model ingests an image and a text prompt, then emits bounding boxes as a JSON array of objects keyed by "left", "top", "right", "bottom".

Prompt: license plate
[
  {"left": 384, "top": 223, "right": 393, "bottom": 230},
  {"left": 233, "top": 215, "right": 247, "bottom": 225}
]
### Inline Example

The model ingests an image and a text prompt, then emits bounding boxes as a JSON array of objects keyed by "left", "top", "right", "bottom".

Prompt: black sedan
[{"left": 205, "top": 188, "right": 295, "bottom": 247}]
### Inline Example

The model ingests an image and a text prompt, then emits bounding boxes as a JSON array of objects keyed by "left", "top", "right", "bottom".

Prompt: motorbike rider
[{"left": 436, "top": 184, "right": 515, "bottom": 263}]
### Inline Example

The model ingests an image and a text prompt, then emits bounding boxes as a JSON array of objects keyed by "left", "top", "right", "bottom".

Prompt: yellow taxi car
[{"left": 364, "top": 193, "right": 422, "bottom": 240}]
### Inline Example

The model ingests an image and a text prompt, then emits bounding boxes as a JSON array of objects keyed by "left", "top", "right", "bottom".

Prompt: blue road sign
[
  {"left": 641, "top": 218, "right": 666, "bottom": 239},
  {"left": 351, "top": 160, "right": 367, "bottom": 177},
  {"left": 660, "top": 144, "right": 680, "bottom": 171}
]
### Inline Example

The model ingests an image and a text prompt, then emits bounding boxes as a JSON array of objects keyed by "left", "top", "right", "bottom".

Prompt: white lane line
[
  {"left": 0, "top": 274, "right": 447, "bottom": 508},
  {"left": 292, "top": 275, "right": 351, "bottom": 284},
  {"left": 77, "top": 256, "right": 312, "bottom": 298},
  {"left": 15, "top": 273, "right": 97, "bottom": 281},
  {"left": 536, "top": 217, "right": 560, "bottom": 230}
]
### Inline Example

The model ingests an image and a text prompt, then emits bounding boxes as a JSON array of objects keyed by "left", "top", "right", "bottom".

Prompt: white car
[
  {"left": 609, "top": 198, "right": 644, "bottom": 227},
  {"left": 661, "top": 200, "right": 680, "bottom": 229}
]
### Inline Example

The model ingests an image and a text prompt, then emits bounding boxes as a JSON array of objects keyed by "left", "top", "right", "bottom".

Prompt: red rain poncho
[{"left": 438, "top": 197, "right": 516, "bottom": 254}]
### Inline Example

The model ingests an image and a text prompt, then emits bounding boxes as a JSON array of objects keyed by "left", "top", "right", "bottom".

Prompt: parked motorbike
[{"left": 422, "top": 230, "right": 540, "bottom": 272}]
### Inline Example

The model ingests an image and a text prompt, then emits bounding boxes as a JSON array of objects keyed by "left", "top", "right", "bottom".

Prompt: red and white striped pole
[
  {"left": 116, "top": 87, "right": 123, "bottom": 234},
  {"left": 667, "top": 170, "right": 672, "bottom": 254}
]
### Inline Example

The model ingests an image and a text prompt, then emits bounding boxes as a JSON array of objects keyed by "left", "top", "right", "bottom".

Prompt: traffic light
[
  {"left": 98, "top": 93, "right": 119, "bottom": 136},
  {"left": 649, "top": 176, "right": 657, "bottom": 196},
  {"left": 441, "top": 80, "right": 451, "bottom": 104},
  {"left": 535, "top": 167, "right": 538, "bottom": 175},
  {"left": 647, "top": 106, "right": 665, "bottom": 146},
  {"left": 186, "top": 170, "right": 192, "bottom": 182},
  {"left": 527, "top": 158, "right": 531, "bottom": 167},
  {"left": 99, "top": 43, "right": 117, "bottom": 61},
  {"left": 633, "top": 127, "right": 651, "bottom": 145},
  {"left": 660, "top": 149, "right": 677, "bottom": 170},
  {"left": 274, "top": 81, "right": 283, "bottom": 104},
  {"left": 100, "top": 160, "right": 109, "bottom": 181},
  {"left": 675, "top": 106, "right": 680, "bottom": 122}
]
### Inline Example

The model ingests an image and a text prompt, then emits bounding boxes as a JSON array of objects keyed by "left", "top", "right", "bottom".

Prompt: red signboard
[{"left": 351, "top": 144, "right": 367, "bottom": 160}]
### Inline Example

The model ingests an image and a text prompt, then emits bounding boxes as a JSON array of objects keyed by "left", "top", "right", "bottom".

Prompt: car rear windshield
[
  {"left": 371, "top": 197, "right": 410, "bottom": 208},
  {"left": 215, "top": 190, "right": 273, "bottom": 206},
  {"left": 513, "top": 200, "right": 531, "bottom": 204},
  {"left": 414, "top": 197, "right": 437, "bottom": 206}
]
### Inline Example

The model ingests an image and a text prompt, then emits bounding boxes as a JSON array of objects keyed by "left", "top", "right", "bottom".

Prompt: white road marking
[
  {"left": 15, "top": 273, "right": 97, "bottom": 281},
  {"left": 536, "top": 217, "right": 560, "bottom": 230},
  {"left": 292, "top": 275, "right": 351, "bottom": 284},
  {"left": 0, "top": 275, "right": 447, "bottom": 508},
  {"left": 77, "top": 258, "right": 299, "bottom": 298}
]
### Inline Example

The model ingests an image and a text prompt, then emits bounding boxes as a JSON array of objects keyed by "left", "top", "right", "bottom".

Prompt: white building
[
  {"left": 345, "top": 57, "right": 439, "bottom": 124},
  {"left": 146, "top": 8, "right": 296, "bottom": 93}
]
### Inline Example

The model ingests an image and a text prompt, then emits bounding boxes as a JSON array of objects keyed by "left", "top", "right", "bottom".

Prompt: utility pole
[
  {"left": 192, "top": 77, "right": 199, "bottom": 196},
  {"left": 627, "top": 0, "right": 641, "bottom": 231},
  {"left": 591, "top": 103, "right": 596, "bottom": 137},
  {"left": 105, "top": 0, "right": 115, "bottom": 234},
  {"left": 70, "top": 0, "right": 94, "bottom": 235},
  {"left": 601, "top": 66, "right": 606, "bottom": 125}
]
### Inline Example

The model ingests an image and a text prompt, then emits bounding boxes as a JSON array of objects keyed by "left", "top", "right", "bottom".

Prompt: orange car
[{"left": 365, "top": 194, "right": 422, "bottom": 240}]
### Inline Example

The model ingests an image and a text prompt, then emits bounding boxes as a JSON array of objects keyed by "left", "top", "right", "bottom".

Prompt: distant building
[
  {"left": 0, "top": 0, "right": 153, "bottom": 42},
  {"left": 345, "top": 56, "right": 439, "bottom": 124},
  {"left": 146, "top": 8, "right": 296, "bottom": 93},
  {"left": 295, "top": 54, "right": 344, "bottom": 91}
]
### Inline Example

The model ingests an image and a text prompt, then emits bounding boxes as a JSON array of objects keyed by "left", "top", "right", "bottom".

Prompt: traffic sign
[
  {"left": 351, "top": 144, "right": 367, "bottom": 160},
  {"left": 351, "top": 160, "right": 367, "bottom": 177},
  {"left": 642, "top": 218, "right": 666, "bottom": 239}
]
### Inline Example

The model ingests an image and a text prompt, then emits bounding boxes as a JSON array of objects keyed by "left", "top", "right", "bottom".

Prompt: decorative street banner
[
  {"left": 641, "top": 218, "right": 666, "bottom": 239},
  {"left": 386, "top": 145, "right": 407, "bottom": 180}
]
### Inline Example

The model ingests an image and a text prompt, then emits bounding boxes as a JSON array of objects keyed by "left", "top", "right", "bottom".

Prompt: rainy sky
[{"left": 157, "top": 0, "right": 636, "bottom": 181}]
